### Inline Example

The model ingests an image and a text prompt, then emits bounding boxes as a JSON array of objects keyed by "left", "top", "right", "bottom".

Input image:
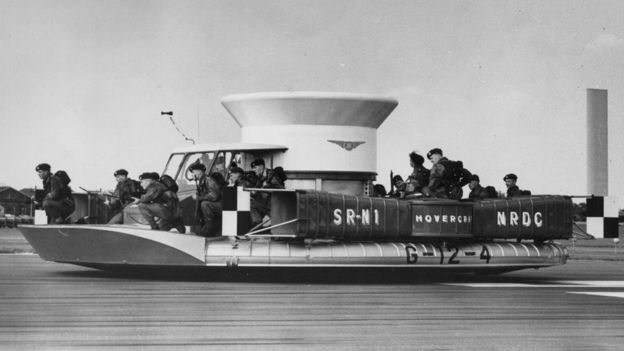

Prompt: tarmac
[{"left": 2, "top": 227, "right": 624, "bottom": 350}]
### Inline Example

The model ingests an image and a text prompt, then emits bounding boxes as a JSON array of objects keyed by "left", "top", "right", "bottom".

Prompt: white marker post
[
  {"left": 34, "top": 210, "right": 47, "bottom": 225},
  {"left": 221, "top": 187, "right": 252, "bottom": 237}
]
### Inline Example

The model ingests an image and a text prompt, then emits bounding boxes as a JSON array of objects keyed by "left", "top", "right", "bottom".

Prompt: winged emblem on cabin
[{"left": 327, "top": 140, "right": 366, "bottom": 151}]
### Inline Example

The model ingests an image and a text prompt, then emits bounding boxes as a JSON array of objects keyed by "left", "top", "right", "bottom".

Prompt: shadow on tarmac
[{"left": 54, "top": 265, "right": 559, "bottom": 285}]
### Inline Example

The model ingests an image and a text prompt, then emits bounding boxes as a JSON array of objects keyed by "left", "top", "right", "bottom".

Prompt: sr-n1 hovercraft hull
[
  {"left": 20, "top": 188, "right": 571, "bottom": 272},
  {"left": 19, "top": 188, "right": 572, "bottom": 273},
  {"left": 18, "top": 223, "right": 567, "bottom": 273}
]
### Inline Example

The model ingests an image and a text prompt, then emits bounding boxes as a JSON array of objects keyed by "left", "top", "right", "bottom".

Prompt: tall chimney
[{"left": 587, "top": 88, "right": 608, "bottom": 196}]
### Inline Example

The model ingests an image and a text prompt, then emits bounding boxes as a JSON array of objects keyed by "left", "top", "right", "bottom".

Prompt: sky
[{"left": 1, "top": 0, "right": 623, "bottom": 205}]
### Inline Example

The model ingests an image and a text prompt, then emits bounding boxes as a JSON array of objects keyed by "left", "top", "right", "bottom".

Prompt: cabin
[
  {"left": 140, "top": 92, "right": 399, "bottom": 229},
  {"left": 219, "top": 92, "right": 397, "bottom": 195}
]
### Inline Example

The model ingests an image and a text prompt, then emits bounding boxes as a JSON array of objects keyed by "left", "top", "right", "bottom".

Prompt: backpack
[
  {"left": 131, "top": 179, "right": 144, "bottom": 197},
  {"left": 440, "top": 160, "right": 464, "bottom": 184},
  {"left": 243, "top": 171, "right": 260, "bottom": 187},
  {"left": 159, "top": 174, "right": 179, "bottom": 193},
  {"left": 54, "top": 170, "right": 71, "bottom": 186},
  {"left": 270, "top": 167, "right": 288, "bottom": 183},
  {"left": 485, "top": 186, "right": 498, "bottom": 198},
  {"left": 210, "top": 172, "right": 228, "bottom": 188}
]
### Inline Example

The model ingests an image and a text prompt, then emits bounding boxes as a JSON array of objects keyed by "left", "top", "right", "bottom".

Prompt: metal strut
[{"left": 242, "top": 218, "right": 299, "bottom": 238}]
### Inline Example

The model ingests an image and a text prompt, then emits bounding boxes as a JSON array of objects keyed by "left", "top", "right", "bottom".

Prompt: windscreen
[
  {"left": 162, "top": 153, "right": 185, "bottom": 178},
  {"left": 176, "top": 152, "right": 216, "bottom": 191}
]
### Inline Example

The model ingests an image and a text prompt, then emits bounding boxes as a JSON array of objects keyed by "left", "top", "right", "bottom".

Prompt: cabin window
[
  {"left": 213, "top": 152, "right": 244, "bottom": 179},
  {"left": 163, "top": 153, "right": 185, "bottom": 179},
  {"left": 231, "top": 153, "right": 244, "bottom": 168},
  {"left": 176, "top": 152, "right": 216, "bottom": 191},
  {"left": 170, "top": 150, "right": 269, "bottom": 192},
  {"left": 212, "top": 152, "right": 227, "bottom": 178}
]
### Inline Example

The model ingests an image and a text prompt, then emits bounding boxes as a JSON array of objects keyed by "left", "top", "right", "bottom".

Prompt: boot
[{"left": 174, "top": 218, "right": 186, "bottom": 234}]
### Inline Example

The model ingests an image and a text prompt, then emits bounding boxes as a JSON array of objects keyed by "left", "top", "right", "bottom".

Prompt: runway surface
[{"left": 1, "top": 254, "right": 624, "bottom": 350}]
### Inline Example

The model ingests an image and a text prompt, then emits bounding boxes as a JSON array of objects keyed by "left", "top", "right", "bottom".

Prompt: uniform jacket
[
  {"left": 113, "top": 178, "right": 139, "bottom": 205},
  {"left": 264, "top": 169, "right": 286, "bottom": 189},
  {"left": 428, "top": 157, "right": 449, "bottom": 191},
  {"left": 428, "top": 158, "right": 471, "bottom": 191},
  {"left": 506, "top": 185, "right": 523, "bottom": 198},
  {"left": 43, "top": 174, "right": 73, "bottom": 202},
  {"left": 196, "top": 174, "right": 222, "bottom": 202},
  {"left": 469, "top": 184, "right": 490, "bottom": 200},
  {"left": 406, "top": 166, "right": 430, "bottom": 193},
  {"left": 139, "top": 181, "right": 168, "bottom": 204},
  {"left": 251, "top": 169, "right": 286, "bottom": 189}
]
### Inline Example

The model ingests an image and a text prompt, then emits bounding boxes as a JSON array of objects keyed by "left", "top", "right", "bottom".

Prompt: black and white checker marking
[
  {"left": 586, "top": 196, "right": 619, "bottom": 239},
  {"left": 221, "top": 186, "right": 253, "bottom": 236}
]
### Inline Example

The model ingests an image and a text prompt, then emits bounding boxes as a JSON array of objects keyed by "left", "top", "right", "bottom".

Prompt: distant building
[
  {"left": 0, "top": 186, "right": 32, "bottom": 216},
  {"left": 20, "top": 188, "right": 35, "bottom": 199}
]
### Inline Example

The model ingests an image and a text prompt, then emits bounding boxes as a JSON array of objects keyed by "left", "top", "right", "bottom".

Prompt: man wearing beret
[
  {"left": 248, "top": 158, "right": 287, "bottom": 224},
  {"left": 249, "top": 158, "right": 267, "bottom": 187},
  {"left": 228, "top": 166, "right": 271, "bottom": 225},
  {"left": 426, "top": 148, "right": 472, "bottom": 199},
  {"left": 34, "top": 163, "right": 75, "bottom": 224},
  {"left": 468, "top": 174, "right": 490, "bottom": 200},
  {"left": 503, "top": 173, "right": 524, "bottom": 198},
  {"left": 228, "top": 166, "right": 251, "bottom": 187},
  {"left": 266, "top": 166, "right": 287, "bottom": 189},
  {"left": 134, "top": 172, "right": 184, "bottom": 232},
  {"left": 250, "top": 158, "right": 287, "bottom": 189},
  {"left": 106, "top": 169, "right": 142, "bottom": 224},
  {"left": 190, "top": 162, "right": 224, "bottom": 236}
]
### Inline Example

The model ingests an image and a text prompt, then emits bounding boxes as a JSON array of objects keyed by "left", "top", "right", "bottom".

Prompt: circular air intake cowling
[{"left": 221, "top": 92, "right": 398, "bottom": 195}]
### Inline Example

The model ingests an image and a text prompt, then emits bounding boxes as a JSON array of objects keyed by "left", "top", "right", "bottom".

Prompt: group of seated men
[
  {"left": 188, "top": 158, "right": 287, "bottom": 236},
  {"left": 113, "top": 158, "right": 285, "bottom": 236},
  {"left": 34, "top": 150, "right": 527, "bottom": 231},
  {"left": 381, "top": 148, "right": 530, "bottom": 200},
  {"left": 93, "top": 168, "right": 185, "bottom": 232},
  {"left": 32, "top": 158, "right": 286, "bottom": 236}
]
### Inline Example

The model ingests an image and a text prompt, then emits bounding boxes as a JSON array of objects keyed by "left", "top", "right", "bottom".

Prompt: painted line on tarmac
[
  {"left": 557, "top": 280, "right": 624, "bottom": 287},
  {"left": 445, "top": 283, "right": 550, "bottom": 288},
  {"left": 568, "top": 292, "right": 624, "bottom": 299},
  {"left": 446, "top": 281, "right": 624, "bottom": 288},
  {"left": 0, "top": 252, "right": 36, "bottom": 256}
]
